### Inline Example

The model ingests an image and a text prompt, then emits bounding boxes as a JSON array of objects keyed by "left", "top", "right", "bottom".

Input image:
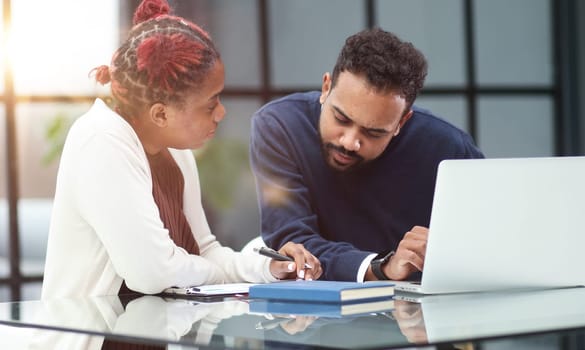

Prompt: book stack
[{"left": 248, "top": 280, "right": 395, "bottom": 318}]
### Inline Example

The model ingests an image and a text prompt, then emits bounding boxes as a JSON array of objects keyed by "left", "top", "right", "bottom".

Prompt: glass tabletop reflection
[{"left": 1, "top": 287, "right": 585, "bottom": 349}]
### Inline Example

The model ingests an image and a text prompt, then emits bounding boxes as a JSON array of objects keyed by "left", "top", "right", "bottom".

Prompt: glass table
[{"left": 1, "top": 287, "right": 585, "bottom": 349}]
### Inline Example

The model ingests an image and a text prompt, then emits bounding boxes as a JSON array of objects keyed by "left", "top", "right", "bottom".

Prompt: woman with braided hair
[{"left": 41, "top": 0, "right": 321, "bottom": 299}]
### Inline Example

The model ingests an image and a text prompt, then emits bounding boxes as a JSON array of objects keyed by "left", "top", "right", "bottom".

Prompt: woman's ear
[{"left": 149, "top": 103, "right": 168, "bottom": 127}]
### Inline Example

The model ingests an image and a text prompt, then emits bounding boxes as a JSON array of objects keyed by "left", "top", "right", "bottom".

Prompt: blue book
[
  {"left": 249, "top": 298, "right": 395, "bottom": 319},
  {"left": 248, "top": 280, "right": 395, "bottom": 303}
]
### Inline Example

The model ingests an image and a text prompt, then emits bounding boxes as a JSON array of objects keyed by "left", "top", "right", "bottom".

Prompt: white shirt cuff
[{"left": 357, "top": 253, "right": 378, "bottom": 282}]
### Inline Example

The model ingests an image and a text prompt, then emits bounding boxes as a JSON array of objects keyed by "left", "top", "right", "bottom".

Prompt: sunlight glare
[{"left": 9, "top": 0, "right": 119, "bottom": 95}]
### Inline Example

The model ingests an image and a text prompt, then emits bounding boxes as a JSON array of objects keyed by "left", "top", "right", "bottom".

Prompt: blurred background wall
[{"left": 1, "top": 0, "right": 584, "bottom": 302}]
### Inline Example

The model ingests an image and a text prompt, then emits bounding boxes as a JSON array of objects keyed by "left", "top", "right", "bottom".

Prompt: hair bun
[
  {"left": 133, "top": 0, "right": 171, "bottom": 26},
  {"left": 91, "top": 65, "right": 111, "bottom": 85}
]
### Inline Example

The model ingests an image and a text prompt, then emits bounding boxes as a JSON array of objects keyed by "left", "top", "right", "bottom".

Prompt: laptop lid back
[{"left": 419, "top": 156, "right": 585, "bottom": 294}]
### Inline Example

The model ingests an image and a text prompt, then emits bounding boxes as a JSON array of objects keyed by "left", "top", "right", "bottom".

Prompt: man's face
[{"left": 318, "top": 71, "right": 412, "bottom": 172}]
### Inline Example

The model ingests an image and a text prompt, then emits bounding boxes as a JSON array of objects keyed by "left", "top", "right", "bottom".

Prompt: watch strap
[{"left": 371, "top": 251, "right": 395, "bottom": 280}]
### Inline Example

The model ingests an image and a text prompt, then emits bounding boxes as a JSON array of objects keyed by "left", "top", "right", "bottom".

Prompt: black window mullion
[
  {"left": 3, "top": 0, "right": 22, "bottom": 303},
  {"left": 463, "top": 0, "right": 478, "bottom": 142},
  {"left": 553, "top": 0, "right": 580, "bottom": 156},
  {"left": 365, "top": 0, "right": 376, "bottom": 29},
  {"left": 258, "top": 0, "right": 272, "bottom": 104}
]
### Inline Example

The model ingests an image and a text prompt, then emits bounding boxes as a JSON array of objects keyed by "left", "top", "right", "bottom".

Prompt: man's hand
[
  {"left": 364, "top": 226, "right": 427, "bottom": 281},
  {"left": 392, "top": 300, "right": 428, "bottom": 343},
  {"left": 383, "top": 226, "right": 428, "bottom": 280}
]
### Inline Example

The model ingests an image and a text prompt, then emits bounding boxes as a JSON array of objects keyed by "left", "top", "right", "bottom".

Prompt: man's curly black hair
[{"left": 331, "top": 27, "right": 427, "bottom": 109}]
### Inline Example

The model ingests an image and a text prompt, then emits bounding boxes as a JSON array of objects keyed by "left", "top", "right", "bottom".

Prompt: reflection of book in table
[
  {"left": 248, "top": 280, "right": 395, "bottom": 303},
  {"left": 249, "top": 298, "right": 395, "bottom": 318}
]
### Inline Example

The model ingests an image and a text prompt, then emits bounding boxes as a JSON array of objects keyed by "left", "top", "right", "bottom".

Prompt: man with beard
[{"left": 249, "top": 28, "right": 484, "bottom": 282}]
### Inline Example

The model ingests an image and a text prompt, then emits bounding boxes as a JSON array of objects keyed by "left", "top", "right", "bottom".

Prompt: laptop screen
[{"left": 416, "top": 156, "right": 585, "bottom": 294}]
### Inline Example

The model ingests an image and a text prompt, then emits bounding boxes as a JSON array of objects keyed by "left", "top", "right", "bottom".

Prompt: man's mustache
[{"left": 325, "top": 143, "right": 363, "bottom": 161}]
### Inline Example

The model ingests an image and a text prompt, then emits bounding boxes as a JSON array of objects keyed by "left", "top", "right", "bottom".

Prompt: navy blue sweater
[{"left": 250, "top": 91, "right": 484, "bottom": 281}]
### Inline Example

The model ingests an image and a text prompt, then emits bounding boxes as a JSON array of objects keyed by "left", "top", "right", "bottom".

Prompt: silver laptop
[{"left": 393, "top": 156, "right": 585, "bottom": 294}]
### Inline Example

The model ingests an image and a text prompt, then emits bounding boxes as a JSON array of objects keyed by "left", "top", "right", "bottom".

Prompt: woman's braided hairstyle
[{"left": 91, "top": 0, "right": 220, "bottom": 117}]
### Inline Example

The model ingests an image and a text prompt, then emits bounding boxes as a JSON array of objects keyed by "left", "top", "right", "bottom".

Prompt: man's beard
[{"left": 321, "top": 142, "right": 366, "bottom": 172}]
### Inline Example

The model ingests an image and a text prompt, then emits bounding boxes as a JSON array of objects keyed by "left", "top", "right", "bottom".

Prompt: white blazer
[{"left": 42, "top": 99, "right": 275, "bottom": 299}]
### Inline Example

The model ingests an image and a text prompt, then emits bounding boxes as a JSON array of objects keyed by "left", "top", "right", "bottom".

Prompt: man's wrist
[
  {"left": 370, "top": 251, "right": 395, "bottom": 280},
  {"left": 358, "top": 253, "right": 378, "bottom": 282}
]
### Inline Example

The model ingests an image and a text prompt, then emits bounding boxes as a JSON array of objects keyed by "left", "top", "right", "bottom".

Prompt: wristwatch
[{"left": 370, "top": 251, "right": 395, "bottom": 280}]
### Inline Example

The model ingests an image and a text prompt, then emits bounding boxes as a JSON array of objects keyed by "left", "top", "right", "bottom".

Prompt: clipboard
[{"left": 163, "top": 282, "right": 256, "bottom": 297}]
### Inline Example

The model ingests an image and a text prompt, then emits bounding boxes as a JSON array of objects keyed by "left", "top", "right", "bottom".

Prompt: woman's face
[{"left": 163, "top": 60, "right": 226, "bottom": 150}]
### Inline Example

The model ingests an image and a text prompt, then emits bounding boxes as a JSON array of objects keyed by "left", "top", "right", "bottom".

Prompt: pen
[{"left": 254, "top": 247, "right": 313, "bottom": 269}]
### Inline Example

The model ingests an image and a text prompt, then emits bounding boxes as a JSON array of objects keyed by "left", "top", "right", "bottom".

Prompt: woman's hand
[{"left": 268, "top": 242, "right": 322, "bottom": 280}]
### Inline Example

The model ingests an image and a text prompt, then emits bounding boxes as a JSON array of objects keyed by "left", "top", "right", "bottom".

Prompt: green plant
[
  {"left": 42, "top": 113, "right": 75, "bottom": 166},
  {"left": 194, "top": 139, "right": 249, "bottom": 210}
]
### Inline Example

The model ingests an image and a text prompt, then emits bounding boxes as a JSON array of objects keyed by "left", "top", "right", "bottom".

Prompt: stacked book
[{"left": 248, "top": 280, "right": 395, "bottom": 318}]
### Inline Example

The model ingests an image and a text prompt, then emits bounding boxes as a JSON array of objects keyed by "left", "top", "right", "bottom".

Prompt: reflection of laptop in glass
[
  {"left": 393, "top": 156, "right": 585, "bottom": 295},
  {"left": 396, "top": 287, "right": 585, "bottom": 343}
]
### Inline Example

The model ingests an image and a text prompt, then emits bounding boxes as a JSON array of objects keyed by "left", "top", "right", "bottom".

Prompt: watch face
[
  {"left": 375, "top": 251, "right": 394, "bottom": 263},
  {"left": 374, "top": 253, "right": 388, "bottom": 261}
]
